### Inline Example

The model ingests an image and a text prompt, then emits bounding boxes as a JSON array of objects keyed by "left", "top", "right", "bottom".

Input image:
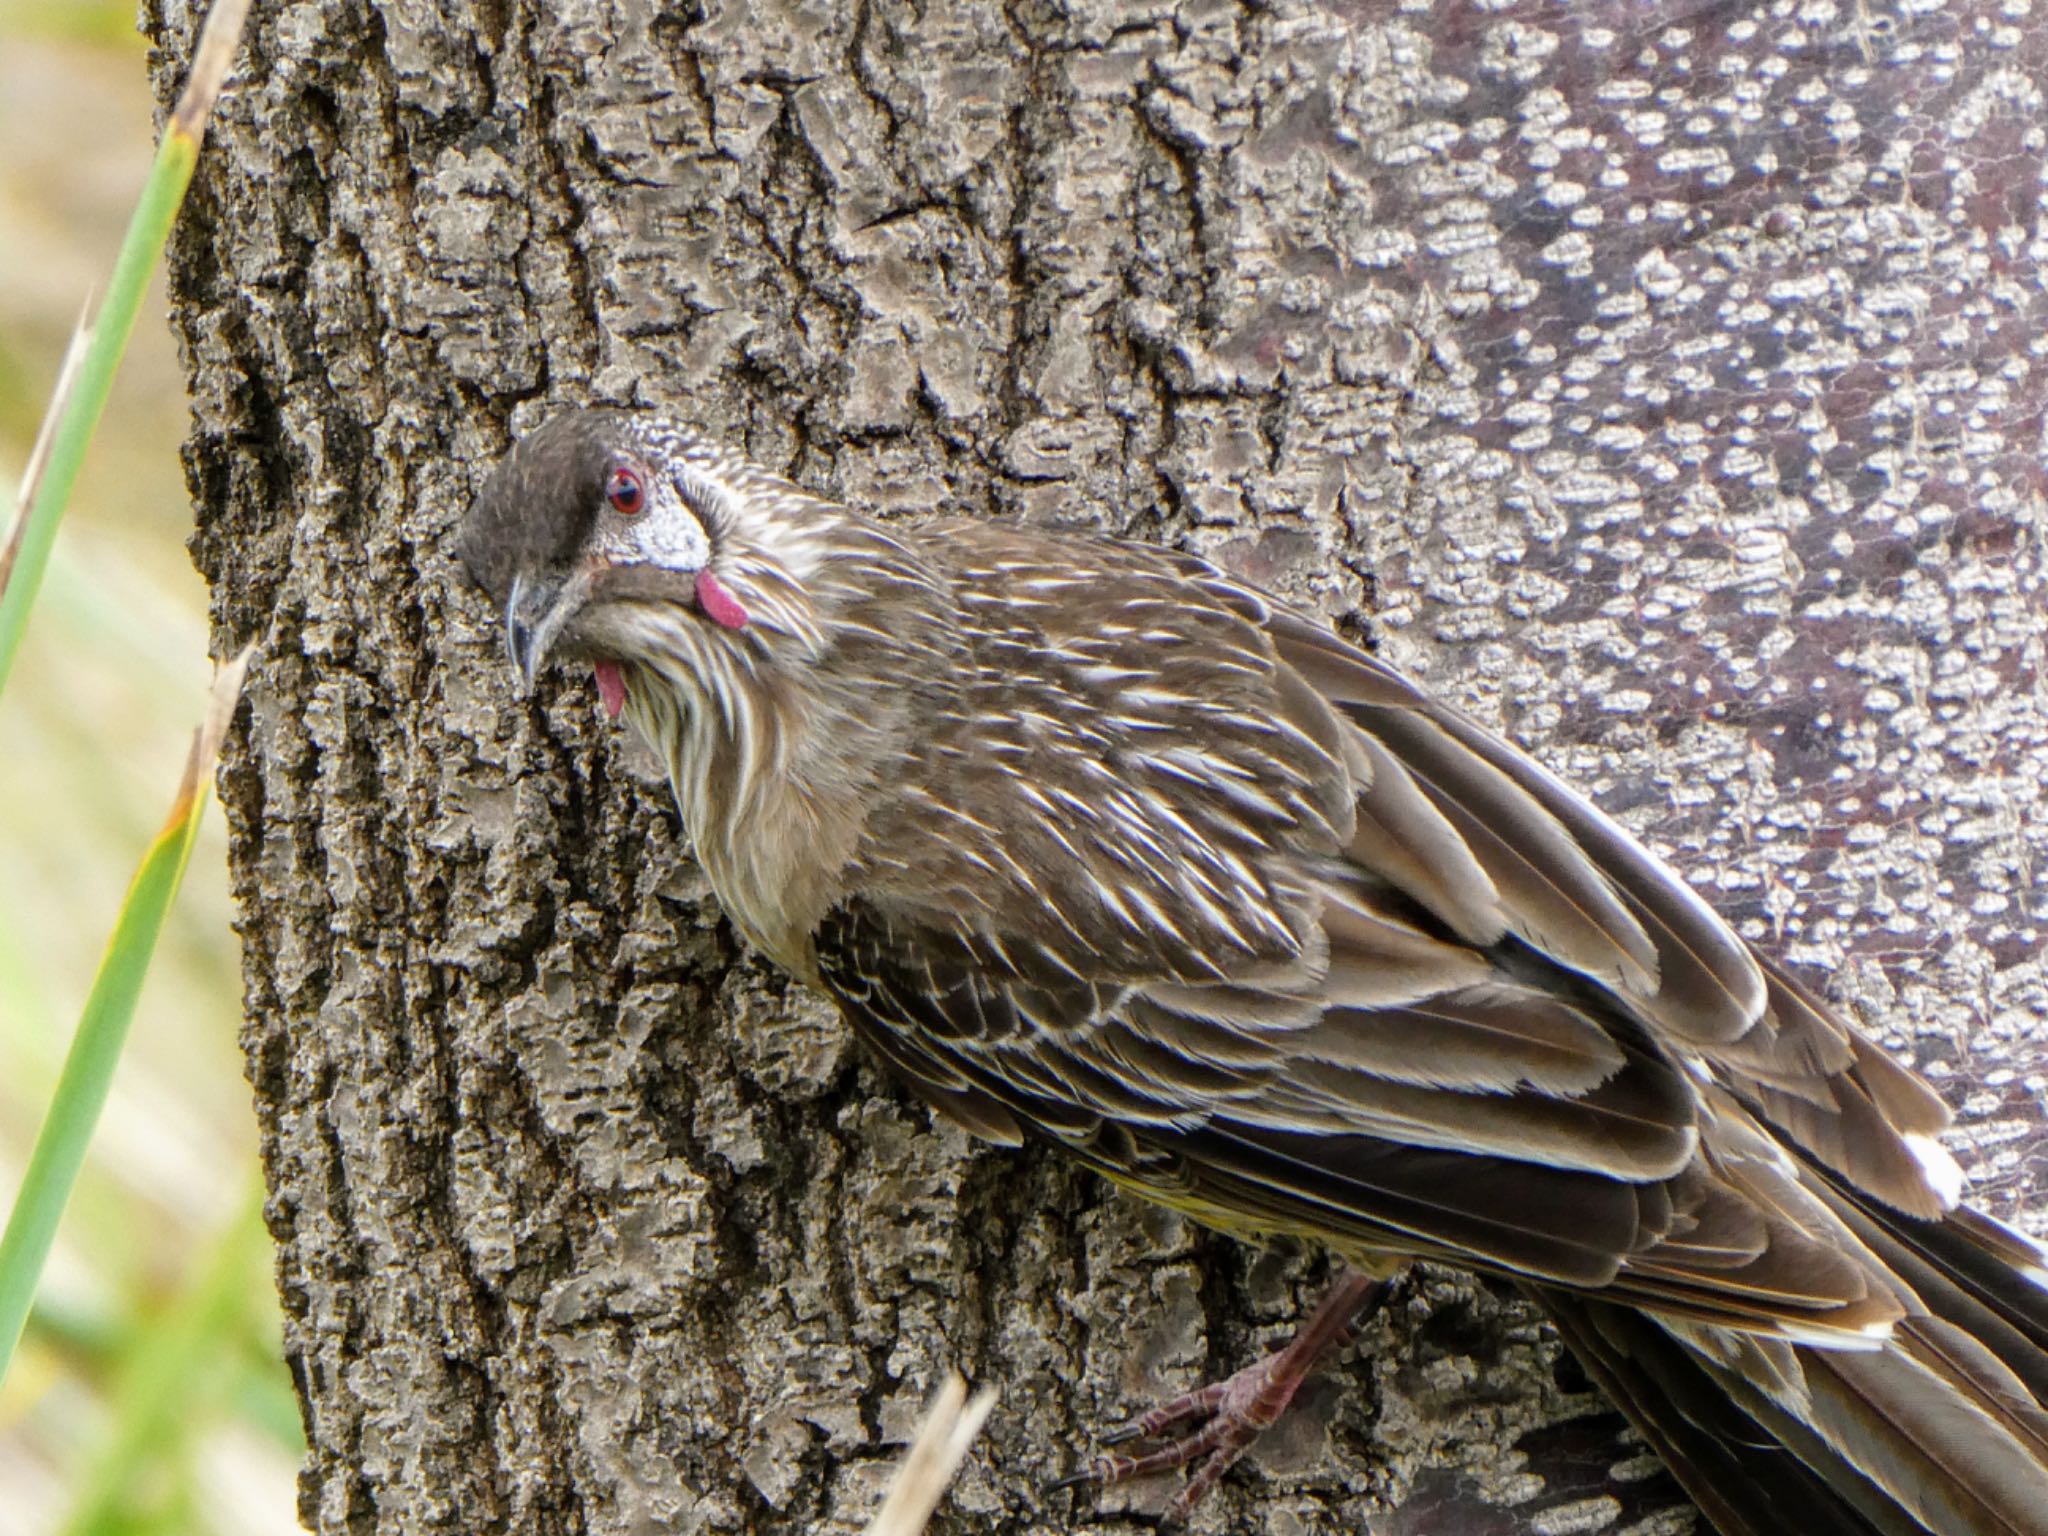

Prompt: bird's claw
[
  {"left": 1054, "top": 1359, "right": 1298, "bottom": 1521},
  {"left": 1055, "top": 1271, "right": 1389, "bottom": 1519}
]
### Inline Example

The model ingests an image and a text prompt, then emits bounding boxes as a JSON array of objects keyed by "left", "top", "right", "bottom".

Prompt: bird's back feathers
[{"left": 798, "top": 521, "right": 2048, "bottom": 1534}]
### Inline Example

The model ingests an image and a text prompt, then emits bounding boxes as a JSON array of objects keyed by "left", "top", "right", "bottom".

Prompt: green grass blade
[
  {"left": 0, "top": 649, "right": 251, "bottom": 1386},
  {"left": 0, "top": 0, "right": 252, "bottom": 698}
]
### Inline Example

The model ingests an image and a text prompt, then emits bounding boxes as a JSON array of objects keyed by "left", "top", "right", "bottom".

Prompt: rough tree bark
[{"left": 151, "top": 0, "right": 2048, "bottom": 1533}]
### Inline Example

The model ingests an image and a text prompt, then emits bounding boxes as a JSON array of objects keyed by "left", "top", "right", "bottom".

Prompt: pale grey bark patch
[{"left": 153, "top": 0, "right": 2046, "bottom": 1532}]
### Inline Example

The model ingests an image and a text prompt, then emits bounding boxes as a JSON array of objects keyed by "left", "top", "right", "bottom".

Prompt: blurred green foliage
[
  {"left": 0, "top": 15, "right": 302, "bottom": 1536},
  {"left": 0, "top": 1, "right": 144, "bottom": 48}
]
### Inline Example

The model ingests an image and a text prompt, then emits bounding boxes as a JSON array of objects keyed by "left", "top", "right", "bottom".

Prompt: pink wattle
[
  {"left": 695, "top": 569, "right": 750, "bottom": 630},
  {"left": 593, "top": 659, "right": 627, "bottom": 719}
]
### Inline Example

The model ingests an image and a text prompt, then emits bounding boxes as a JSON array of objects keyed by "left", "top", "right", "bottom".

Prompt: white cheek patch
[{"left": 633, "top": 503, "right": 712, "bottom": 572}]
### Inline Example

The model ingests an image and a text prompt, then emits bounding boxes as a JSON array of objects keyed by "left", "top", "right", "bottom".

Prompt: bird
[{"left": 458, "top": 406, "right": 2048, "bottom": 1536}]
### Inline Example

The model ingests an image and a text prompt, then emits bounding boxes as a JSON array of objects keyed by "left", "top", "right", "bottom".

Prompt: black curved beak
[{"left": 504, "top": 570, "right": 574, "bottom": 699}]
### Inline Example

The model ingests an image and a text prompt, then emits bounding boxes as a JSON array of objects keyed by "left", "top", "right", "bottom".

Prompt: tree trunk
[{"left": 152, "top": 0, "right": 2048, "bottom": 1532}]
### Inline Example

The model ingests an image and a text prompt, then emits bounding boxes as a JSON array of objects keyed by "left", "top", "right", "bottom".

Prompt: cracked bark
[{"left": 152, "top": 1, "right": 2048, "bottom": 1533}]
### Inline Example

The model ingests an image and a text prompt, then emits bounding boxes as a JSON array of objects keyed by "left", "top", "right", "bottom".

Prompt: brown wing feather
[
  {"left": 1264, "top": 610, "right": 1768, "bottom": 1039},
  {"left": 817, "top": 885, "right": 1903, "bottom": 1340},
  {"left": 1348, "top": 702, "right": 1665, "bottom": 994},
  {"left": 1289, "top": 984, "right": 1626, "bottom": 1094},
  {"left": 1245, "top": 580, "right": 1960, "bottom": 1220}
]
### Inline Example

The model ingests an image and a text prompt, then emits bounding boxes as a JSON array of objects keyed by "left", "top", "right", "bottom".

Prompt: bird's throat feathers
[{"left": 608, "top": 517, "right": 961, "bottom": 972}]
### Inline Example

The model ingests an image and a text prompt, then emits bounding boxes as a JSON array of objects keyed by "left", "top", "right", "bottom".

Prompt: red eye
[{"left": 606, "top": 466, "right": 646, "bottom": 515}]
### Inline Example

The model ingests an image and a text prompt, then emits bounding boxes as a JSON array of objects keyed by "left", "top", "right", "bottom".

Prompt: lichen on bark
[{"left": 153, "top": 1, "right": 2048, "bottom": 1532}]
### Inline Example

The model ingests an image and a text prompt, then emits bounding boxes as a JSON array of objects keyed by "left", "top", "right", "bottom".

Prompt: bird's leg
[{"left": 1063, "top": 1266, "right": 1389, "bottom": 1520}]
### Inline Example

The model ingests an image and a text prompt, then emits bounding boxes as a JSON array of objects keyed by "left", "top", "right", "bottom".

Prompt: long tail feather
[
  {"left": 1536, "top": 1291, "right": 1908, "bottom": 1536},
  {"left": 1534, "top": 1190, "right": 2048, "bottom": 1536}
]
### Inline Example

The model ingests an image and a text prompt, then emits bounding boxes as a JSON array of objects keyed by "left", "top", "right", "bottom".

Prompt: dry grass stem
[
  {"left": 862, "top": 1374, "right": 998, "bottom": 1536},
  {"left": 171, "top": 0, "right": 256, "bottom": 139}
]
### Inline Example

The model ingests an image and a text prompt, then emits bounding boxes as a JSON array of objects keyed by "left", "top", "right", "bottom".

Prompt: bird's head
[
  {"left": 457, "top": 408, "right": 848, "bottom": 719},
  {"left": 457, "top": 408, "right": 956, "bottom": 964}
]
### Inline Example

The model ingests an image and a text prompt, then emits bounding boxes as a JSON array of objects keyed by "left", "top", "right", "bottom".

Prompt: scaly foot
[{"left": 1059, "top": 1268, "right": 1389, "bottom": 1520}]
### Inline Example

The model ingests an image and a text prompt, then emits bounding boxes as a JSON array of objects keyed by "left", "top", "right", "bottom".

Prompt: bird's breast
[{"left": 621, "top": 657, "right": 873, "bottom": 981}]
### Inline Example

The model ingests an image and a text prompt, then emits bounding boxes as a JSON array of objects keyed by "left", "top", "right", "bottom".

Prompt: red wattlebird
[{"left": 459, "top": 408, "right": 2048, "bottom": 1536}]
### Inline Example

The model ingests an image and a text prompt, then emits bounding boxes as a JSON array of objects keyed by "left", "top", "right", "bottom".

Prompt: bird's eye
[{"left": 606, "top": 467, "right": 646, "bottom": 516}]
